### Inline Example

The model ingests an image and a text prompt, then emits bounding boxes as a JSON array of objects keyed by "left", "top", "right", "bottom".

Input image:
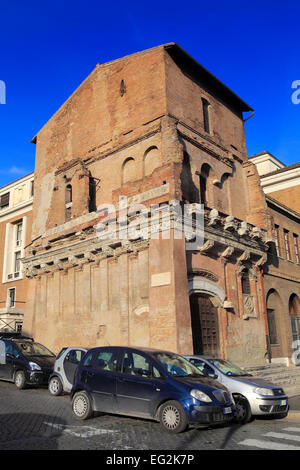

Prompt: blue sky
[{"left": 0, "top": 0, "right": 299, "bottom": 187}]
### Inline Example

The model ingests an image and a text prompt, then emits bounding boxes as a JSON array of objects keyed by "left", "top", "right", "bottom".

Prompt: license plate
[
  {"left": 280, "top": 400, "right": 287, "bottom": 406},
  {"left": 223, "top": 407, "right": 232, "bottom": 414}
]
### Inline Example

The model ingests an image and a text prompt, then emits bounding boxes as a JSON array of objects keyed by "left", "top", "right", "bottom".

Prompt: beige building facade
[
  {"left": 250, "top": 152, "right": 300, "bottom": 366},
  {"left": 0, "top": 173, "right": 34, "bottom": 333}
]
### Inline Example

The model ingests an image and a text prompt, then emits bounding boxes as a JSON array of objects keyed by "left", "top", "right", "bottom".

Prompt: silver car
[
  {"left": 48, "top": 347, "right": 88, "bottom": 395},
  {"left": 184, "top": 355, "right": 289, "bottom": 423}
]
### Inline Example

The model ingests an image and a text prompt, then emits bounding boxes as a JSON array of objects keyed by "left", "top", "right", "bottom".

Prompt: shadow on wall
[{"left": 0, "top": 413, "right": 66, "bottom": 450}]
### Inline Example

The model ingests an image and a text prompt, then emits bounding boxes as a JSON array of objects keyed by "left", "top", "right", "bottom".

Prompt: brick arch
[
  {"left": 143, "top": 146, "right": 161, "bottom": 177},
  {"left": 122, "top": 157, "right": 135, "bottom": 184}
]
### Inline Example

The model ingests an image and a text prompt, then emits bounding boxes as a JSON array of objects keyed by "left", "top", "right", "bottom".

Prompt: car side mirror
[{"left": 208, "top": 373, "right": 218, "bottom": 380}]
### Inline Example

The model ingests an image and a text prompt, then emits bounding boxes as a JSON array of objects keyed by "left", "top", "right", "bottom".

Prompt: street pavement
[{"left": 1, "top": 380, "right": 300, "bottom": 451}]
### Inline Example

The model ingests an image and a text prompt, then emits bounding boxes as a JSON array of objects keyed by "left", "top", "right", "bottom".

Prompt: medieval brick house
[{"left": 21, "top": 44, "right": 272, "bottom": 364}]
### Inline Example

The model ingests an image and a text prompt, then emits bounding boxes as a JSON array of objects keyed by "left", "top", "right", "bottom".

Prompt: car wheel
[
  {"left": 72, "top": 391, "right": 93, "bottom": 420},
  {"left": 233, "top": 395, "right": 252, "bottom": 423},
  {"left": 14, "top": 370, "right": 26, "bottom": 390},
  {"left": 159, "top": 400, "right": 188, "bottom": 433},
  {"left": 49, "top": 376, "right": 63, "bottom": 396}
]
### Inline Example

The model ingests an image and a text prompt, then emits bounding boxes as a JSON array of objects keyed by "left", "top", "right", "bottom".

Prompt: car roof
[
  {"left": 87, "top": 346, "right": 177, "bottom": 355},
  {"left": 185, "top": 354, "right": 218, "bottom": 361}
]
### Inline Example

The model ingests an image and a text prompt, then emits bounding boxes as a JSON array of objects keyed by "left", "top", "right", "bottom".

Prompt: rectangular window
[
  {"left": 284, "top": 229, "right": 291, "bottom": 260},
  {"left": 202, "top": 98, "right": 210, "bottom": 133},
  {"left": 8, "top": 288, "right": 16, "bottom": 308},
  {"left": 293, "top": 234, "right": 299, "bottom": 263},
  {"left": 14, "top": 251, "right": 21, "bottom": 273},
  {"left": 16, "top": 222, "right": 23, "bottom": 246},
  {"left": 0, "top": 192, "right": 10, "bottom": 210},
  {"left": 274, "top": 225, "right": 281, "bottom": 256},
  {"left": 30, "top": 180, "right": 34, "bottom": 197}
]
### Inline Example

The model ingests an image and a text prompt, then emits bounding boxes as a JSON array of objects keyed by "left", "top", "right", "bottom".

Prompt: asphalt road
[{"left": 1, "top": 380, "right": 300, "bottom": 451}]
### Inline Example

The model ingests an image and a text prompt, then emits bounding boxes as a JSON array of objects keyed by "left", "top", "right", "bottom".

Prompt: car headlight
[
  {"left": 190, "top": 389, "right": 212, "bottom": 403},
  {"left": 29, "top": 362, "right": 41, "bottom": 371},
  {"left": 254, "top": 387, "right": 274, "bottom": 396}
]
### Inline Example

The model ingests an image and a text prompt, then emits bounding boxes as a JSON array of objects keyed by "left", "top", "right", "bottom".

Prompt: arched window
[
  {"left": 202, "top": 98, "right": 211, "bottom": 133},
  {"left": 199, "top": 163, "right": 212, "bottom": 206},
  {"left": 65, "top": 184, "right": 72, "bottom": 204},
  {"left": 290, "top": 294, "right": 300, "bottom": 343}
]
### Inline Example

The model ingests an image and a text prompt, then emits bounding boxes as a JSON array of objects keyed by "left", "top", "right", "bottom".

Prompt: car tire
[
  {"left": 72, "top": 391, "right": 93, "bottom": 420},
  {"left": 49, "top": 376, "right": 63, "bottom": 396},
  {"left": 233, "top": 395, "right": 252, "bottom": 424},
  {"left": 159, "top": 400, "right": 188, "bottom": 434},
  {"left": 14, "top": 370, "right": 26, "bottom": 390}
]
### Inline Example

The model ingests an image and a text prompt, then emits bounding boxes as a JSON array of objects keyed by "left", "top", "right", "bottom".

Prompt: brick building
[
  {"left": 0, "top": 173, "right": 34, "bottom": 332},
  {"left": 250, "top": 152, "right": 300, "bottom": 365},
  {"left": 21, "top": 44, "right": 272, "bottom": 364}
]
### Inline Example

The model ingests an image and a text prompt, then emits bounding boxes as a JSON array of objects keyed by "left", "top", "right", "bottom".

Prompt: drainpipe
[{"left": 260, "top": 268, "right": 272, "bottom": 363}]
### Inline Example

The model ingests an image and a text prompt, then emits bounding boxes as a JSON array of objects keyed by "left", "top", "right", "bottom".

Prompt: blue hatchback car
[{"left": 71, "top": 346, "right": 234, "bottom": 433}]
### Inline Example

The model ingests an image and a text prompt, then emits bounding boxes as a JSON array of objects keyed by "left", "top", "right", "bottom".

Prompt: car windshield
[
  {"left": 17, "top": 342, "right": 55, "bottom": 357},
  {"left": 208, "top": 359, "right": 251, "bottom": 377},
  {"left": 152, "top": 352, "right": 204, "bottom": 377}
]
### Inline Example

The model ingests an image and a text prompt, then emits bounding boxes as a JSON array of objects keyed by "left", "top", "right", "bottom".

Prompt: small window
[
  {"left": 31, "top": 181, "right": 34, "bottom": 197},
  {"left": 274, "top": 225, "right": 281, "bottom": 256},
  {"left": 0, "top": 192, "right": 10, "bottom": 210},
  {"left": 284, "top": 229, "right": 291, "bottom": 260},
  {"left": 14, "top": 251, "right": 21, "bottom": 273},
  {"left": 16, "top": 222, "right": 23, "bottom": 246},
  {"left": 241, "top": 271, "right": 251, "bottom": 295},
  {"left": 293, "top": 234, "right": 299, "bottom": 263},
  {"left": 8, "top": 288, "right": 16, "bottom": 308},
  {"left": 65, "top": 184, "right": 72, "bottom": 204},
  {"left": 202, "top": 98, "right": 210, "bottom": 133}
]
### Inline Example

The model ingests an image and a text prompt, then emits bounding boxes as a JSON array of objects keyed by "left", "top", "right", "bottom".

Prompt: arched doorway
[
  {"left": 289, "top": 294, "right": 300, "bottom": 343},
  {"left": 188, "top": 274, "right": 225, "bottom": 357},
  {"left": 266, "top": 289, "right": 284, "bottom": 358},
  {"left": 189, "top": 294, "right": 220, "bottom": 356}
]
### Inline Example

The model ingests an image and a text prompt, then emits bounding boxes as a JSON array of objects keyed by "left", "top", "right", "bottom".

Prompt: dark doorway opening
[{"left": 190, "top": 294, "right": 220, "bottom": 357}]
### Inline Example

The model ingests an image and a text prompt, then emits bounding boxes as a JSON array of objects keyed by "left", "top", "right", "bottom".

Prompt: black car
[{"left": 0, "top": 334, "right": 56, "bottom": 389}]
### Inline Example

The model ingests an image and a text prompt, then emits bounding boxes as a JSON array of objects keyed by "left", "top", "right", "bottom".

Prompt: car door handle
[{"left": 87, "top": 371, "right": 95, "bottom": 377}]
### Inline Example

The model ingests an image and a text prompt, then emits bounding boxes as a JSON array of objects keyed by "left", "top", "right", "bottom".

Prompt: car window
[
  {"left": 6, "top": 342, "right": 20, "bottom": 359},
  {"left": 152, "top": 352, "right": 204, "bottom": 377},
  {"left": 17, "top": 342, "right": 55, "bottom": 357},
  {"left": 121, "top": 352, "right": 152, "bottom": 378},
  {"left": 94, "top": 350, "right": 118, "bottom": 372},
  {"left": 153, "top": 366, "right": 164, "bottom": 379},
  {"left": 56, "top": 348, "right": 67, "bottom": 360},
  {"left": 190, "top": 359, "right": 214, "bottom": 376},
  {"left": 66, "top": 349, "right": 85, "bottom": 364},
  {"left": 82, "top": 351, "right": 94, "bottom": 368}
]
